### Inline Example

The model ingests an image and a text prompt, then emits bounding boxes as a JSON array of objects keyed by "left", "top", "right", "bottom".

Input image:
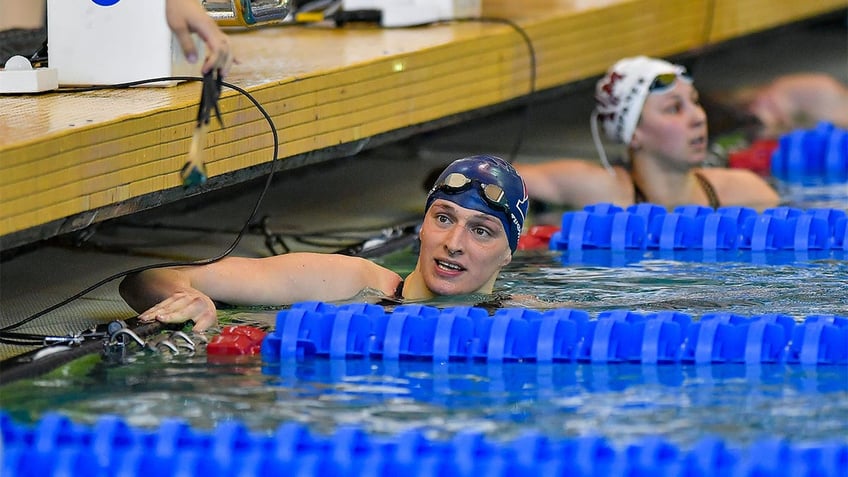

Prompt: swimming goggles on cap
[
  {"left": 649, "top": 72, "right": 693, "bottom": 94},
  {"left": 430, "top": 172, "right": 519, "bottom": 227}
]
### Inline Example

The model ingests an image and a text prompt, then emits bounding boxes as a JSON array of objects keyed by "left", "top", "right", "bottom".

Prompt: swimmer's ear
[
  {"left": 499, "top": 248, "right": 512, "bottom": 268},
  {"left": 629, "top": 130, "right": 642, "bottom": 150}
]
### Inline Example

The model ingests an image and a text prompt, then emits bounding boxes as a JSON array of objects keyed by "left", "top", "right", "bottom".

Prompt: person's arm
[
  {"left": 0, "top": 0, "right": 45, "bottom": 29},
  {"left": 514, "top": 159, "right": 626, "bottom": 207},
  {"left": 165, "top": 0, "right": 233, "bottom": 77},
  {"left": 701, "top": 168, "right": 780, "bottom": 211},
  {"left": 119, "top": 253, "right": 403, "bottom": 330},
  {"left": 767, "top": 74, "right": 848, "bottom": 131}
]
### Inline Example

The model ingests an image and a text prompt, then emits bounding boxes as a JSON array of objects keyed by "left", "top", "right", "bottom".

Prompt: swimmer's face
[
  {"left": 632, "top": 80, "right": 709, "bottom": 168},
  {"left": 415, "top": 199, "right": 512, "bottom": 296}
]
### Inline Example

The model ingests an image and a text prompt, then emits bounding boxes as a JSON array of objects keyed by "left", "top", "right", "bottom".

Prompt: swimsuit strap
[
  {"left": 694, "top": 171, "right": 721, "bottom": 208},
  {"left": 394, "top": 279, "right": 405, "bottom": 299},
  {"left": 633, "top": 181, "right": 648, "bottom": 204},
  {"left": 375, "top": 279, "right": 406, "bottom": 306},
  {"left": 377, "top": 286, "right": 512, "bottom": 311},
  {"left": 633, "top": 172, "right": 721, "bottom": 208}
]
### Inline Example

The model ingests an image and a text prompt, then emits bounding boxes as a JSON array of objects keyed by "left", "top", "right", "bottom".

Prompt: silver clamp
[{"left": 204, "top": 0, "right": 292, "bottom": 27}]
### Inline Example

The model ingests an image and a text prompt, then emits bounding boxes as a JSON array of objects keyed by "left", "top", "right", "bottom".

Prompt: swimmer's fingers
[
  {"left": 200, "top": 31, "right": 233, "bottom": 77},
  {"left": 166, "top": 0, "right": 233, "bottom": 78},
  {"left": 190, "top": 307, "right": 218, "bottom": 332},
  {"left": 137, "top": 290, "right": 218, "bottom": 331}
]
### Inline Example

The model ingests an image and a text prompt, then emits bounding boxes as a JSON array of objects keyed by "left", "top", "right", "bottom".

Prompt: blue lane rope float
[
  {"left": 548, "top": 203, "right": 847, "bottom": 252},
  {"left": 771, "top": 122, "right": 848, "bottom": 184},
  {"left": 260, "top": 302, "right": 848, "bottom": 365},
  {"left": 2, "top": 412, "right": 846, "bottom": 477}
]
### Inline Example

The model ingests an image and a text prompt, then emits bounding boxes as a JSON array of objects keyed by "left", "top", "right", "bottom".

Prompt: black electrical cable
[
  {"left": 99, "top": 217, "right": 420, "bottom": 246},
  {"left": 0, "top": 76, "right": 279, "bottom": 338},
  {"left": 452, "top": 16, "right": 537, "bottom": 164},
  {"left": 0, "top": 332, "right": 52, "bottom": 346},
  {"left": 293, "top": 10, "right": 537, "bottom": 164}
]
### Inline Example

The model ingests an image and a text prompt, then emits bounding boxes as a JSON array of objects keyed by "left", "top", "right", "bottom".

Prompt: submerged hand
[
  {"left": 137, "top": 289, "right": 218, "bottom": 331},
  {"left": 166, "top": 0, "right": 234, "bottom": 77}
]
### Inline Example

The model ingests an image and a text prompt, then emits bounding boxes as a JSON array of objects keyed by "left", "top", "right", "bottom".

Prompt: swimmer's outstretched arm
[
  {"left": 119, "top": 253, "right": 402, "bottom": 331},
  {"left": 514, "top": 160, "right": 625, "bottom": 207}
]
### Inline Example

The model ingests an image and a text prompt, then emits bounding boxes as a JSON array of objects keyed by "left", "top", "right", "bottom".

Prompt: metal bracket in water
[{"left": 205, "top": 0, "right": 292, "bottom": 27}]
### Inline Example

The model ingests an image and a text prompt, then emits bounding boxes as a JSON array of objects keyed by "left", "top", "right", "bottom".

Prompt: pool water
[
  {"left": 1, "top": 246, "right": 846, "bottom": 455},
  {"left": 501, "top": 250, "right": 848, "bottom": 318},
  {"left": 776, "top": 182, "right": 848, "bottom": 210}
]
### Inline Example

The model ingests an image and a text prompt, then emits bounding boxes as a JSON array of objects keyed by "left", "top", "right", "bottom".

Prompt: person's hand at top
[{"left": 166, "top": 0, "right": 234, "bottom": 78}]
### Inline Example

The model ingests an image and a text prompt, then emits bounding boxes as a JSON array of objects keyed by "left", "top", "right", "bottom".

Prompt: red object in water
[
  {"left": 517, "top": 225, "right": 561, "bottom": 250},
  {"left": 207, "top": 325, "right": 268, "bottom": 356},
  {"left": 728, "top": 139, "right": 778, "bottom": 176}
]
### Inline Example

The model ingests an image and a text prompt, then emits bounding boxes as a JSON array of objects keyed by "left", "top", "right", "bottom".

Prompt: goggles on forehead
[
  {"left": 430, "top": 172, "right": 518, "bottom": 229},
  {"left": 648, "top": 72, "right": 693, "bottom": 94}
]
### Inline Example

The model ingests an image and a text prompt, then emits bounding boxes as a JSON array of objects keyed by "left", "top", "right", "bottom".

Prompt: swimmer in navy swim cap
[
  {"left": 414, "top": 154, "right": 528, "bottom": 296},
  {"left": 121, "top": 155, "right": 528, "bottom": 331}
]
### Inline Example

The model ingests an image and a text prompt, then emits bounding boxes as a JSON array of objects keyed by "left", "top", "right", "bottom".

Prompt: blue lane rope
[
  {"left": 2, "top": 412, "right": 846, "bottom": 477},
  {"left": 260, "top": 302, "right": 848, "bottom": 365},
  {"left": 548, "top": 203, "right": 847, "bottom": 252},
  {"left": 771, "top": 122, "right": 848, "bottom": 184}
]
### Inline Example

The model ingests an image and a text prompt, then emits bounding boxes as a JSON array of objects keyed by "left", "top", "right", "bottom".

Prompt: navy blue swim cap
[{"left": 425, "top": 155, "right": 528, "bottom": 253}]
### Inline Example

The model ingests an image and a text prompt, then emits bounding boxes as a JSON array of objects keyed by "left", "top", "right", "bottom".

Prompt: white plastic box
[
  {"left": 46, "top": 0, "right": 203, "bottom": 86},
  {"left": 342, "top": 0, "right": 482, "bottom": 27}
]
